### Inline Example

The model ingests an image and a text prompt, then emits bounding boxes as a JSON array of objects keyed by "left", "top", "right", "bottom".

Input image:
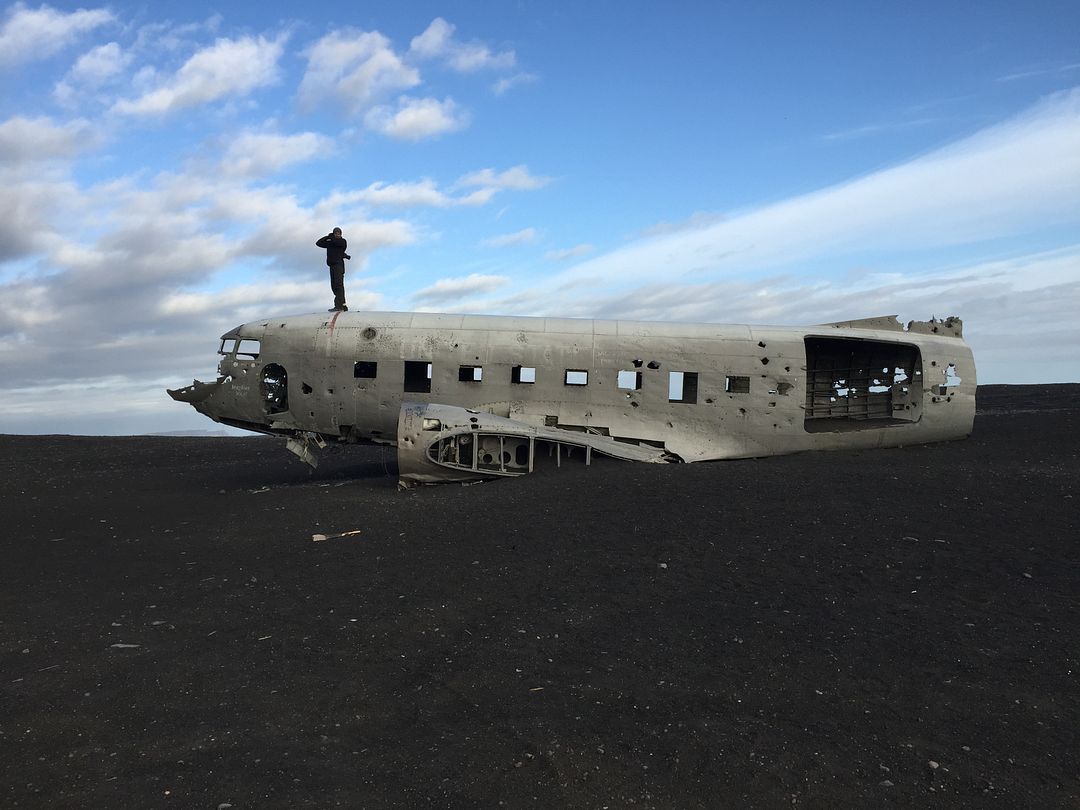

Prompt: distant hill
[{"left": 148, "top": 429, "right": 237, "bottom": 437}]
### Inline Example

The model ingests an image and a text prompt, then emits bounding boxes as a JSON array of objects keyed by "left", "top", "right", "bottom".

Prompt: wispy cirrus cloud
[
  {"left": 482, "top": 227, "right": 538, "bottom": 248},
  {"left": 324, "top": 179, "right": 493, "bottom": 209},
  {"left": 548, "top": 88, "right": 1080, "bottom": 293},
  {"left": 997, "top": 62, "right": 1080, "bottom": 83},
  {"left": 545, "top": 244, "right": 593, "bottom": 261},
  {"left": 820, "top": 116, "right": 940, "bottom": 142},
  {"left": 493, "top": 72, "right": 538, "bottom": 96}
]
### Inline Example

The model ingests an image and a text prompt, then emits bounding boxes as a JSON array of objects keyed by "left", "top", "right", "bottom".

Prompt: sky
[{"left": 1, "top": 1, "right": 1078, "bottom": 435}]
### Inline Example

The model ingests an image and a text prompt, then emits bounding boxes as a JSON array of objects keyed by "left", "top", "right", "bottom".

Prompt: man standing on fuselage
[{"left": 316, "top": 227, "right": 351, "bottom": 311}]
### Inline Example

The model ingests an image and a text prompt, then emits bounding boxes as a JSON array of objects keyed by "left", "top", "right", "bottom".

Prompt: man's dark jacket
[{"left": 316, "top": 234, "right": 348, "bottom": 265}]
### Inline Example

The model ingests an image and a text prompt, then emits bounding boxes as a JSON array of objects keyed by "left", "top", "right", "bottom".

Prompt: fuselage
[{"left": 170, "top": 310, "right": 976, "bottom": 464}]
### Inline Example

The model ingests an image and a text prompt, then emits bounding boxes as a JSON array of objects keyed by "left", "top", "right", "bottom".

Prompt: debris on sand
[
  {"left": 109, "top": 643, "right": 140, "bottom": 649},
  {"left": 312, "top": 529, "right": 363, "bottom": 543}
]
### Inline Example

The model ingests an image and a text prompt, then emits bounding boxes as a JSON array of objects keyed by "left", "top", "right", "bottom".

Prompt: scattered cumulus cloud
[
  {"left": 409, "top": 18, "right": 515, "bottom": 72},
  {"left": 112, "top": 35, "right": 286, "bottom": 116},
  {"left": 70, "top": 41, "right": 130, "bottom": 83},
  {"left": 0, "top": 279, "right": 54, "bottom": 333},
  {"left": 0, "top": 115, "right": 97, "bottom": 162},
  {"left": 219, "top": 130, "right": 333, "bottom": 177},
  {"left": 482, "top": 227, "right": 538, "bottom": 248},
  {"left": 54, "top": 41, "right": 133, "bottom": 104},
  {"left": 210, "top": 184, "right": 419, "bottom": 269},
  {"left": 364, "top": 96, "right": 467, "bottom": 141},
  {"left": 412, "top": 273, "right": 510, "bottom": 304},
  {"left": 0, "top": 173, "right": 77, "bottom": 263},
  {"left": 0, "top": 2, "right": 113, "bottom": 67},
  {"left": 159, "top": 280, "right": 380, "bottom": 319},
  {"left": 457, "top": 164, "right": 550, "bottom": 190},
  {"left": 298, "top": 29, "right": 419, "bottom": 115}
]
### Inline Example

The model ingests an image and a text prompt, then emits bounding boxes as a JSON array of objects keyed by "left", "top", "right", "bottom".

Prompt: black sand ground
[{"left": 1, "top": 384, "right": 1078, "bottom": 809}]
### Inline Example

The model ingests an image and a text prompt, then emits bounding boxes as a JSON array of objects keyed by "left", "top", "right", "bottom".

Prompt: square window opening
[
  {"left": 354, "top": 361, "right": 377, "bottom": 379},
  {"left": 669, "top": 371, "right": 698, "bottom": 404},
  {"left": 404, "top": 360, "right": 432, "bottom": 393},
  {"left": 458, "top": 365, "right": 483, "bottom": 382},
  {"left": 565, "top": 369, "right": 589, "bottom": 386},
  {"left": 617, "top": 370, "right": 642, "bottom": 390},
  {"left": 725, "top": 375, "right": 751, "bottom": 394},
  {"left": 512, "top": 365, "right": 536, "bottom": 384}
]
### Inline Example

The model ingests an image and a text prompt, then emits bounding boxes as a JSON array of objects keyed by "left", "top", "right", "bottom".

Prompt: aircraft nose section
[{"left": 167, "top": 377, "right": 224, "bottom": 404}]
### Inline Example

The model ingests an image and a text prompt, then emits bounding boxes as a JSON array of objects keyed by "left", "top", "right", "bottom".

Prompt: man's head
[{"left": 332, "top": 227, "right": 342, "bottom": 237}]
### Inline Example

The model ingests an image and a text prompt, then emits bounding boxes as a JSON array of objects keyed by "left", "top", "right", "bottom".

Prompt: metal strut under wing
[{"left": 397, "top": 402, "right": 677, "bottom": 486}]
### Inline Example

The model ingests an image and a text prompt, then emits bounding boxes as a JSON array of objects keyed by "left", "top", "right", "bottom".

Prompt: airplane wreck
[{"left": 168, "top": 312, "right": 975, "bottom": 486}]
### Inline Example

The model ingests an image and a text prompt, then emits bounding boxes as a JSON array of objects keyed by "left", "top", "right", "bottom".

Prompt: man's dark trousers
[{"left": 329, "top": 262, "right": 346, "bottom": 309}]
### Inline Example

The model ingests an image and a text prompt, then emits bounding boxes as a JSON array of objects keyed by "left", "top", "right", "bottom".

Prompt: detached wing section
[{"left": 397, "top": 402, "right": 677, "bottom": 486}]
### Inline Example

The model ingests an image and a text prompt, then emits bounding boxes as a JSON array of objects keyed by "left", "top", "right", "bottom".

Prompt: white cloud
[
  {"left": 409, "top": 17, "right": 515, "bottom": 72},
  {"left": 219, "top": 130, "right": 333, "bottom": 177},
  {"left": 457, "top": 164, "right": 550, "bottom": 190},
  {"left": 364, "top": 96, "right": 467, "bottom": 141},
  {"left": 0, "top": 279, "right": 55, "bottom": 334},
  {"left": 997, "top": 62, "right": 1080, "bottom": 83},
  {"left": 482, "top": 227, "right": 538, "bottom": 248},
  {"left": 211, "top": 183, "right": 418, "bottom": 269},
  {"left": 473, "top": 245, "right": 1080, "bottom": 384},
  {"left": 54, "top": 42, "right": 133, "bottom": 104},
  {"left": 133, "top": 14, "right": 224, "bottom": 55},
  {"left": 545, "top": 244, "right": 594, "bottom": 261},
  {"left": 298, "top": 29, "right": 419, "bottom": 115},
  {"left": 639, "top": 211, "right": 725, "bottom": 238},
  {"left": 0, "top": 173, "right": 76, "bottom": 263},
  {"left": 551, "top": 88, "right": 1080, "bottom": 290},
  {"left": 0, "top": 2, "right": 112, "bottom": 67},
  {"left": 325, "top": 179, "right": 493, "bottom": 209},
  {"left": 159, "top": 280, "right": 382, "bottom": 319},
  {"left": 0, "top": 116, "right": 97, "bottom": 162},
  {"left": 821, "top": 117, "right": 938, "bottom": 142},
  {"left": 412, "top": 273, "right": 510, "bottom": 304},
  {"left": 71, "top": 41, "right": 130, "bottom": 83},
  {"left": 492, "top": 72, "right": 538, "bottom": 96},
  {"left": 112, "top": 35, "right": 286, "bottom": 116}
]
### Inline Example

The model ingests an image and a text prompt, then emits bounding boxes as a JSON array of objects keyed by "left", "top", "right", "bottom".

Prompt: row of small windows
[{"left": 355, "top": 360, "right": 752, "bottom": 402}]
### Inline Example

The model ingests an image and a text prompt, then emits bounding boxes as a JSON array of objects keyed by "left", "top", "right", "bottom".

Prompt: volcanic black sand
[{"left": 2, "top": 384, "right": 1078, "bottom": 809}]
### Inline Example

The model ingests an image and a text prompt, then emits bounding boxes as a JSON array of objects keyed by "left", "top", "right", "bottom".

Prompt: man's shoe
[{"left": 341, "top": 305, "right": 348, "bottom": 311}]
